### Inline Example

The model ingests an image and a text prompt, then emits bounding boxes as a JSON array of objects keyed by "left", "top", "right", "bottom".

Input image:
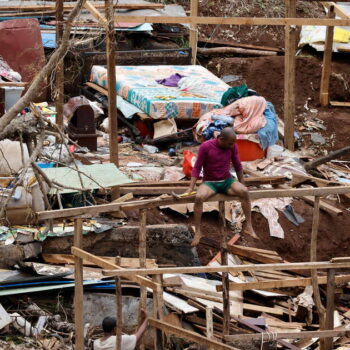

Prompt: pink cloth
[
  {"left": 191, "top": 139, "right": 243, "bottom": 181},
  {"left": 229, "top": 96, "right": 267, "bottom": 134}
]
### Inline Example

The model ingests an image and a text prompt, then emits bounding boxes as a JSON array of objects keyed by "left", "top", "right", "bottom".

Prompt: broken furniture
[{"left": 68, "top": 104, "right": 98, "bottom": 151}]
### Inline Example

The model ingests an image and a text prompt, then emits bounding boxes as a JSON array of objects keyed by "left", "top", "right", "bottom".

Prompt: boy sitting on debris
[
  {"left": 185, "top": 127, "right": 257, "bottom": 246},
  {"left": 94, "top": 309, "right": 148, "bottom": 350}
]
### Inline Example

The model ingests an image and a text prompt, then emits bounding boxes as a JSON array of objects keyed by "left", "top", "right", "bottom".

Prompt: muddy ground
[{"left": 128, "top": 197, "right": 350, "bottom": 268}]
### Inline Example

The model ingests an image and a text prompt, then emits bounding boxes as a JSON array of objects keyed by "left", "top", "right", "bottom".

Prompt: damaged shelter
[{"left": 1, "top": 0, "right": 350, "bottom": 350}]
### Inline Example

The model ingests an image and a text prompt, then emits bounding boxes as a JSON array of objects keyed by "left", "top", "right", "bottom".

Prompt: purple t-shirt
[{"left": 191, "top": 139, "right": 243, "bottom": 181}]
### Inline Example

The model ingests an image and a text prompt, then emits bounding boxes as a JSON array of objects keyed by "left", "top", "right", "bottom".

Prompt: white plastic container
[
  {"left": 266, "top": 144, "right": 284, "bottom": 159},
  {"left": 2, "top": 86, "right": 25, "bottom": 111}
]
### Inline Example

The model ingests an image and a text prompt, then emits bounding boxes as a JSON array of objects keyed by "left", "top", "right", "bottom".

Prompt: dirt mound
[
  {"left": 206, "top": 56, "right": 350, "bottom": 114},
  {"left": 197, "top": 0, "right": 324, "bottom": 48},
  {"left": 155, "top": 199, "right": 350, "bottom": 267}
]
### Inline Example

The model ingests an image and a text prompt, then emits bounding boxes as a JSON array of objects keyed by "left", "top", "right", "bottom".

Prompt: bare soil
[{"left": 128, "top": 199, "right": 350, "bottom": 267}]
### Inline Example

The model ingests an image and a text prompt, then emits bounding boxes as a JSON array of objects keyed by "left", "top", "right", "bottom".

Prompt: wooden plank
[
  {"left": 0, "top": 82, "right": 27, "bottom": 87},
  {"left": 198, "top": 38, "right": 283, "bottom": 52},
  {"left": 71, "top": 247, "right": 161, "bottom": 292},
  {"left": 103, "top": 260, "right": 350, "bottom": 277},
  {"left": 330, "top": 101, "right": 350, "bottom": 107},
  {"left": 120, "top": 176, "right": 288, "bottom": 195},
  {"left": 320, "top": 5, "right": 335, "bottom": 106},
  {"left": 226, "top": 245, "right": 283, "bottom": 264},
  {"left": 224, "top": 329, "right": 350, "bottom": 342},
  {"left": 189, "top": 0, "right": 198, "bottom": 64},
  {"left": 243, "top": 303, "right": 283, "bottom": 315},
  {"left": 310, "top": 196, "right": 327, "bottom": 340},
  {"left": 291, "top": 173, "right": 338, "bottom": 187},
  {"left": 321, "top": 2, "right": 350, "bottom": 19},
  {"left": 284, "top": 0, "right": 296, "bottom": 151},
  {"left": 324, "top": 268, "right": 335, "bottom": 350},
  {"left": 219, "top": 201, "right": 230, "bottom": 339},
  {"left": 113, "top": 15, "right": 350, "bottom": 27},
  {"left": 152, "top": 275, "right": 164, "bottom": 350},
  {"left": 197, "top": 47, "right": 277, "bottom": 56},
  {"left": 217, "top": 274, "right": 350, "bottom": 291},
  {"left": 74, "top": 218, "right": 84, "bottom": 350},
  {"left": 36, "top": 186, "right": 350, "bottom": 220},
  {"left": 55, "top": 0, "right": 64, "bottom": 128},
  {"left": 121, "top": 176, "right": 288, "bottom": 187},
  {"left": 106, "top": 0, "right": 118, "bottom": 166},
  {"left": 163, "top": 292, "right": 199, "bottom": 314},
  {"left": 43, "top": 253, "right": 157, "bottom": 268},
  {"left": 301, "top": 196, "right": 342, "bottom": 216},
  {"left": 278, "top": 184, "right": 343, "bottom": 216},
  {"left": 231, "top": 315, "right": 300, "bottom": 350},
  {"left": 206, "top": 306, "right": 214, "bottom": 342},
  {"left": 139, "top": 209, "right": 147, "bottom": 350},
  {"left": 84, "top": 1, "right": 108, "bottom": 29},
  {"left": 0, "top": 3, "right": 165, "bottom": 11},
  {"left": 115, "top": 276, "right": 122, "bottom": 350},
  {"left": 148, "top": 318, "right": 239, "bottom": 350}
]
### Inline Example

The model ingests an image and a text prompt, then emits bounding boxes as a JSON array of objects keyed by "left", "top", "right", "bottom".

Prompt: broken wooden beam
[
  {"left": 198, "top": 38, "right": 283, "bottom": 52},
  {"left": 224, "top": 329, "right": 350, "bottom": 342},
  {"left": 148, "top": 318, "right": 239, "bottom": 350},
  {"left": 71, "top": 247, "right": 161, "bottom": 292},
  {"left": 216, "top": 274, "right": 350, "bottom": 291},
  {"left": 123, "top": 176, "right": 288, "bottom": 188},
  {"left": 102, "top": 260, "right": 350, "bottom": 277},
  {"left": 305, "top": 145, "right": 350, "bottom": 170},
  {"left": 37, "top": 186, "right": 350, "bottom": 220},
  {"left": 197, "top": 47, "right": 277, "bottom": 57}
]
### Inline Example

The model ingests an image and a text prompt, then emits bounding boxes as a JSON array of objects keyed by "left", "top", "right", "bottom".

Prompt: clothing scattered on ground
[
  {"left": 93, "top": 334, "right": 137, "bottom": 350},
  {"left": 191, "top": 138, "right": 242, "bottom": 181},
  {"left": 202, "top": 119, "right": 230, "bottom": 140},
  {"left": 220, "top": 84, "right": 249, "bottom": 106},
  {"left": 156, "top": 73, "right": 185, "bottom": 87}
]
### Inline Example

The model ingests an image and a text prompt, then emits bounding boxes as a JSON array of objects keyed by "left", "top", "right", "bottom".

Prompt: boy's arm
[{"left": 232, "top": 145, "right": 244, "bottom": 184}]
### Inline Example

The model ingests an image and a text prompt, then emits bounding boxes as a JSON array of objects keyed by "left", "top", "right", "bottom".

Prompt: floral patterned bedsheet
[{"left": 90, "top": 65, "right": 229, "bottom": 119}]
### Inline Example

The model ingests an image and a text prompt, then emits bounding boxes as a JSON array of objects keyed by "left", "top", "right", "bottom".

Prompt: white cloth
[{"left": 94, "top": 335, "right": 137, "bottom": 350}]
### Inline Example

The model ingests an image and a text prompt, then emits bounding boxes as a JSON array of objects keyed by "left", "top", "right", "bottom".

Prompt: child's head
[{"left": 102, "top": 316, "right": 116, "bottom": 334}]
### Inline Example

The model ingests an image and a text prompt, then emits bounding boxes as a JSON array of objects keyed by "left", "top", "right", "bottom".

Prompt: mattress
[{"left": 90, "top": 65, "right": 229, "bottom": 119}]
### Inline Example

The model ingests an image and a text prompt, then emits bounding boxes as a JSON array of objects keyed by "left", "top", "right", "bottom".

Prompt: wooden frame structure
[
  {"left": 320, "top": 2, "right": 350, "bottom": 107},
  {"left": 48, "top": 0, "right": 350, "bottom": 151},
  {"left": 37, "top": 185, "right": 350, "bottom": 350}
]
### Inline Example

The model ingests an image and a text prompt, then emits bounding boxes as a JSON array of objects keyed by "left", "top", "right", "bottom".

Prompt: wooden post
[
  {"left": 284, "top": 0, "right": 297, "bottom": 151},
  {"left": 74, "top": 218, "right": 84, "bottom": 350},
  {"left": 189, "top": 0, "right": 199, "bottom": 64},
  {"left": 55, "top": 0, "right": 64, "bottom": 129},
  {"left": 324, "top": 268, "right": 335, "bottom": 350},
  {"left": 139, "top": 209, "right": 147, "bottom": 350},
  {"left": 309, "top": 196, "right": 326, "bottom": 348},
  {"left": 152, "top": 274, "right": 164, "bottom": 350},
  {"left": 115, "top": 276, "right": 122, "bottom": 350},
  {"left": 105, "top": 0, "right": 119, "bottom": 166},
  {"left": 320, "top": 5, "right": 335, "bottom": 106},
  {"left": 219, "top": 201, "right": 230, "bottom": 339},
  {"left": 206, "top": 306, "right": 214, "bottom": 339}
]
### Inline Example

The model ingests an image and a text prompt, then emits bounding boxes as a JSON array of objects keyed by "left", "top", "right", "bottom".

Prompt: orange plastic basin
[{"left": 236, "top": 139, "right": 265, "bottom": 161}]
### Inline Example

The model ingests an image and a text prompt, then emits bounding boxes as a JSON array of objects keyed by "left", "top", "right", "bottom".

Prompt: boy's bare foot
[{"left": 243, "top": 224, "right": 258, "bottom": 239}]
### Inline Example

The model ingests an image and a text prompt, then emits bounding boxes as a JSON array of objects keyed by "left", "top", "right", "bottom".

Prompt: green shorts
[{"left": 204, "top": 178, "right": 236, "bottom": 194}]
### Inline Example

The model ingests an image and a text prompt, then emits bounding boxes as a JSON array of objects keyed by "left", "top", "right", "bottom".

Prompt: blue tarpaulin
[{"left": 41, "top": 32, "right": 56, "bottom": 48}]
